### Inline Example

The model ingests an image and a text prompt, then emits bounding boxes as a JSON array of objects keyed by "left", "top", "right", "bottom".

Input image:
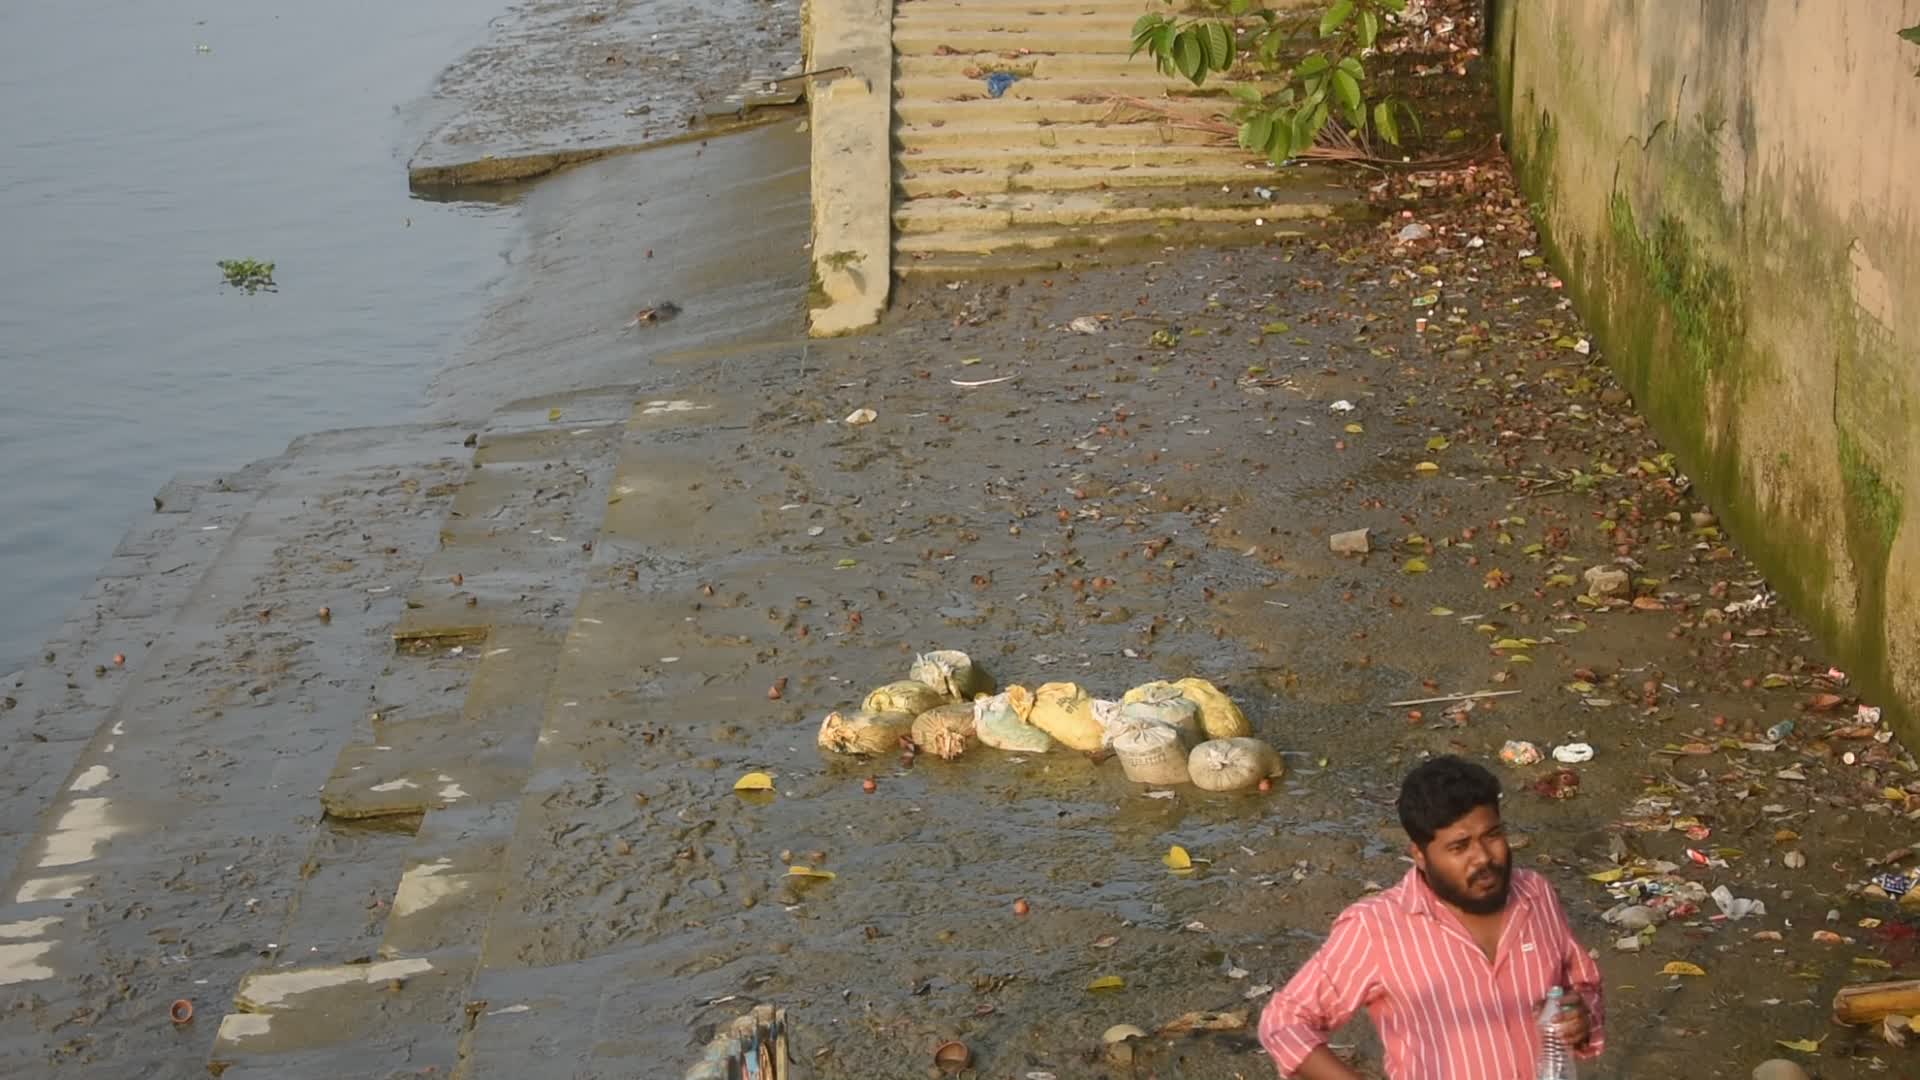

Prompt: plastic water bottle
[{"left": 1537, "top": 986, "right": 1577, "bottom": 1080}]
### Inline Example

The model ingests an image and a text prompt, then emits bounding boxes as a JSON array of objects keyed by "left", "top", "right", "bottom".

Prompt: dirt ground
[{"left": 7, "top": 3, "right": 1919, "bottom": 1078}]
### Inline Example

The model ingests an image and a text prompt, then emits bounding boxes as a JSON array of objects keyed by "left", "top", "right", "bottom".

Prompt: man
[{"left": 1259, "top": 756, "right": 1605, "bottom": 1079}]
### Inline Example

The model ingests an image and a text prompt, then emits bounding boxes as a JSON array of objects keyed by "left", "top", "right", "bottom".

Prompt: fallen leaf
[
  {"left": 1261, "top": 321, "right": 1291, "bottom": 334},
  {"left": 1086, "top": 975, "right": 1126, "bottom": 992},
  {"left": 548, "top": 407, "right": 563, "bottom": 421},
  {"left": 1631, "top": 596, "right": 1667, "bottom": 611},
  {"left": 1345, "top": 423, "right": 1364, "bottom": 434},
  {"left": 1854, "top": 957, "right": 1893, "bottom": 969},
  {"left": 1426, "top": 436, "right": 1451, "bottom": 452},
  {"left": 1661, "top": 961, "right": 1706, "bottom": 977},
  {"left": 1492, "top": 638, "right": 1531, "bottom": 651},
  {"left": 1429, "top": 606, "right": 1454, "bottom": 616},
  {"left": 1156, "top": 1010, "right": 1248, "bottom": 1036},
  {"left": 1164, "top": 845, "right": 1194, "bottom": 872},
  {"left": 733, "top": 771, "right": 775, "bottom": 791},
  {"left": 1414, "top": 461, "right": 1441, "bottom": 473},
  {"left": 1403, "top": 558, "right": 1429, "bottom": 574},
  {"left": 1091, "top": 935, "right": 1120, "bottom": 949},
  {"left": 1775, "top": 1037, "right": 1823, "bottom": 1054},
  {"left": 1587, "top": 868, "right": 1626, "bottom": 884},
  {"left": 786, "top": 865, "right": 835, "bottom": 880}
]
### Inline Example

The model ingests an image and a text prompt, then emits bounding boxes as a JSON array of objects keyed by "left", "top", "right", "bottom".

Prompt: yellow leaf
[
  {"left": 1508, "top": 654, "right": 1534, "bottom": 664},
  {"left": 734, "top": 771, "right": 775, "bottom": 791},
  {"left": 1661, "top": 961, "right": 1706, "bottom": 977},
  {"left": 1492, "top": 638, "right": 1531, "bottom": 651},
  {"left": 1885, "top": 787, "right": 1910, "bottom": 802},
  {"left": 1164, "top": 845, "right": 1193, "bottom": 871},
  {"left": 1587, "top": 868, "right": 1626, "bottom": 884},
  {"left": 1426, "top": 436, "right": 1450, "bottom": 452},
  {"left": 1086, "top": 975, "right": 1126, "bottom": 991},
  {"left": 548, "top": 407, "right": 563, "bottom": 421},
  {"left": 1429, "top": 606, "right": 1454, "bottom": 616},
  {"left": 1403, "top": 558, "right": 1429, "bottom": 574},
  {"left": 1775, "top": 1037, "right": 1823, "bottom": 1053},
  {"left": 1565, "top": 681, "right": 1596, "bottom": 694},
  {"left": 1546, "top": 574, "right": 1576, "bottom": 587},
  {"left": 786, "top": 865, "right": 836, "bottom": 880},
  {"left": 1414, "top": 461, "right": 1441, "bottom": 473},
  {"left": 1345, "top": 423, "right": 1364, "bottom": 434},
  {"left": 1853, "top": 957, "right": 1893, "bottom": 969}
]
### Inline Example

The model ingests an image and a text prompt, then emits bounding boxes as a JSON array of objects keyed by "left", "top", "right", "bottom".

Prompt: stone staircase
[{"left": 890, "top": 0, "right": 1359, "bottom": 276}]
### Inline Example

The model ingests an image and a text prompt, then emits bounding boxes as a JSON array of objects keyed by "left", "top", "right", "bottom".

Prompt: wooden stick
[
  {"left": 1833, "top": 980, "right": 1920, "bottom": 1026},
  {"left": 1386, "top": 690, "right": 1523, "bottom": 708}
]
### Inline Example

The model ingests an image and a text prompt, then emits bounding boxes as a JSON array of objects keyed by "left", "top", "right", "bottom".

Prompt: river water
[{"left": 0, "top": 1, "right": 522, "bottom": 673}]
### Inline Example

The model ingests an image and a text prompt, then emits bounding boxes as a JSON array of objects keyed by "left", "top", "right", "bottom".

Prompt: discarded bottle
[{"left": 1536, "top": 986, "right": 1577, "bottom": 1080}]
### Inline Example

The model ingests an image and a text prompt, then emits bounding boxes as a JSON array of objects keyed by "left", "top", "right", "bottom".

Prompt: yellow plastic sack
[
  {"left": 817, "top": 709, "right": 915, "bottom": 756},
  {"left": 1028, "top": 682, "right": 1105, "bottom": 751},
  {"left": 1173, "top": 677, "right": 1251, "bottom": 739},
  {"left": 862, "top": 680, "right": 948, "bottom": 718},
  {"left": 911, "top": 702, "right": 976, "bottom": 761}
]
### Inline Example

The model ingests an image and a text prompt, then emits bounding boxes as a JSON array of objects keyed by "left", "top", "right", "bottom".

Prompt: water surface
[{"left": 0, "top": 0, "right": 521, "bottom": 672}]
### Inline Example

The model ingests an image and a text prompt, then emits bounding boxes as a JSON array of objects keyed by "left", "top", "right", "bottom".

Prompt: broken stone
[
  {"left": 1584, "top": 565, "right": 1630, "bottom": 598},
  {"left": 1329, "top": 528, "right": 1371, "bottom": 556}
]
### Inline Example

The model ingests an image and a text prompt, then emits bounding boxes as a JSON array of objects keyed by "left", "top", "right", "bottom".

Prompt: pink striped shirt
[{"left": 1259, "top": 867, "right": 1606, "bottom": 1079}]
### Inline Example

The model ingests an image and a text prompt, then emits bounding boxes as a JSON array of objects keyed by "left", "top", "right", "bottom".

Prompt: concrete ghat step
[
  {"left": 897, "top": 51, "right": 1208, "bottom": 79},
  {"left": 895, "top": 0, "right": 1309, "bottom": 13},
  {"left": 898, "top": 158, "right": 1284, "bottom": 197},
  {"left": 893, "top": 74, "right": 1258, "bottom": 103},
  {"left": 894, "top": 9, "right": 1146, "bottom": 33},
  {"left": 892, "top": 182, "right": 1351, "bottom": 232},
  {"left": 900, "top": 140, "right": 1263, "bottom": 171},
  {"left": 207, "top": 950, "right": 475, "bottom": 1076},
  {"left": 895, "top": 27, "right": 1140, "bottom": 55},
  {"left": 896, "top": 118, "right": 1225, "bottom": 149},
  {"left": 895, "top": 96, "right": 1172, "bottom": 125},
  {"left": 895, "top": 215, "right": 1312, "bottom": 257}
]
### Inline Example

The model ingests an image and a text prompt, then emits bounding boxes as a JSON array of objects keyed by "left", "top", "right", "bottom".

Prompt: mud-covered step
[
  {"left": 895, "top": 50, "right": 1227, "bottom": 80},
  {"left": 0, "top": 425, "right": 469, "bottom": 1072},
  {"left": 893, "top": 9, "right": 1146, "bottom": 34},
  {"left": 897, "top": 215, "right": 1305, "bottom": 258},
  {"left": 895, "top": 26, "right": 1140, "bottom": 57},
  {"left": 392, "top": 421, "right": 623, "bottom": 649},
  {"left": 206, "top": 949, "right": 474, "bottom": 1076}
]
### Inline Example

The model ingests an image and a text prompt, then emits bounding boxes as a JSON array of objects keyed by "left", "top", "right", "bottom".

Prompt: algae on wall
[{"left": 1490, "top": 0, "right": 1920, "bottom": 738}]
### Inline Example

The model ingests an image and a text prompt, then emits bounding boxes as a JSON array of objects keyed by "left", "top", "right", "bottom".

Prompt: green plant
[
  {"left": 1902, "top": 23, "right": 1920, "bottom": 75},
  {"left": 217, "top": 258, "right": 276, "bottom": 294},
  {"left": 1130, "top": 0, "right": 1418, "bottom": 163}
]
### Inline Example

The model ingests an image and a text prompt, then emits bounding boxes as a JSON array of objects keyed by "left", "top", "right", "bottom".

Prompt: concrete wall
[{"left": 1491, "top": 0, "right": 1920, "bottom": 736}]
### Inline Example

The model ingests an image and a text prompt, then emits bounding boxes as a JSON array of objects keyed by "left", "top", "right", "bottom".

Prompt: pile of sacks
[{"left": 816, "top": 651, "right": 1285, "bottom": 792}]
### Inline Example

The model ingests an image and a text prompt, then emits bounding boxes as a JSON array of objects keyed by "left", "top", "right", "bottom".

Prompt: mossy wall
[{"left": 1491, "top": 0, "right": 1920, "bottom": 740}]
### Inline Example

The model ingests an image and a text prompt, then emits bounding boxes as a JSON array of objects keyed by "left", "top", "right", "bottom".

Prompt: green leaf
[
  {"left": 1260, "top": 29, "right": 1286, "bottom": 62},
  {"left": 1230, "top": 83, "right": 1264, "bottom": 105},
  {"left": 1202, "top": 21, "right": 1233, "bottom": 71},
  {"left": 1228, "top": 0, "right": 1250, "bottom": 15},
  {"left": 1338, "top": 55, "right": 1364, "bottom": 80},
  {"left": 1332, "top": 69, "right": 1361, "bottom": 112},
  {"left": 1297, "top": 52, "right": 1331, "bottom": 77},
  {"left": 1132, "top": 13, "right": 1160, "bottom": 40},
  {"left": 1382, "top": 0, "right": 1408, "bottom": 12},
  {"left": 1154, "top": 24, "right": 1177, "bottom": 72},
  {"left": 1175, "top": 29, "right": 1203, "bottom": 82},
  {"left": 1359, "top": 10, "right": 1380, "bottom": 48},
  {"left": 1319, "top": 0, "right": 1354, "bottom": 37},
  {"left": 1243, "top": 114, "right": 1274, "bottom": 152},
  {"left": 1266, "top": 117, "right": 1294, "bottom": 164},
  {"left": 1374, "top": 100, "right": 1400, "bottom": 145},
  {"left": 1900, "top": 24, "right": 1920, "bottom": 44}
]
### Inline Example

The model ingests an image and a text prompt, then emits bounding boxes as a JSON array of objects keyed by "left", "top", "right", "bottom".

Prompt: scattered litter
[
  {"left": 843, "top": 407, "right": 876, "bottom": 426},
  {"left": 1710, "top": 884, "right": 1767, "bottom": 921},
  {"left": 1499, "top": 740, "right": 1543, "bottom": 767},
  {"left": 985, "top": 71, "right": 1019, "bottom": 97},
  {"left": 951, "top": 375, "right": 1016, "bottom": 387},
  {"left": 1329, "top": 399, "right": 1356, "bottom": 413},
  {"left": 1068, "top": 316, "right": 1104, "bottom": 334},
  {"left": 1552, "top": 742, "right": 1595, "bottom": 765},
  {"left": 1396, "top": 222, "right": 1432, "bottom": 242},
  {"left": 1329, "top": 528, "right": 1371, "bottom": 555}
]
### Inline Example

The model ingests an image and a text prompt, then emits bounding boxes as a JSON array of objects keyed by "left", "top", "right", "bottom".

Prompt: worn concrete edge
[
  {"left": 406, "top": 107, "right": 805, "bottom": 190},
  {"left": 803, "top": 0, "right": 894, "bottom": 337}
]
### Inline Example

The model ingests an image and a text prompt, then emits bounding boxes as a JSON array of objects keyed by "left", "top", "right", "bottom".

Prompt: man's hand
[
  {"left": 1549, "top": 990, "right": 1591, "bottom": 1049},
  {"left": 1289, "top": 1045, "right": 1365, "bottom": 1080}
]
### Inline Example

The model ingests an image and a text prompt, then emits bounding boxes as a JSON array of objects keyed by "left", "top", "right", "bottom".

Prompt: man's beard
[{"left": 1424, "top": 861, "right": 1511, "bottom": 915}]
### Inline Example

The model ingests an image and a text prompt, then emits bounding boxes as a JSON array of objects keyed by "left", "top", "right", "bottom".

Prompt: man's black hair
[{"left": 1396, "top": 755, "right": 1503, "bottom": 847}]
